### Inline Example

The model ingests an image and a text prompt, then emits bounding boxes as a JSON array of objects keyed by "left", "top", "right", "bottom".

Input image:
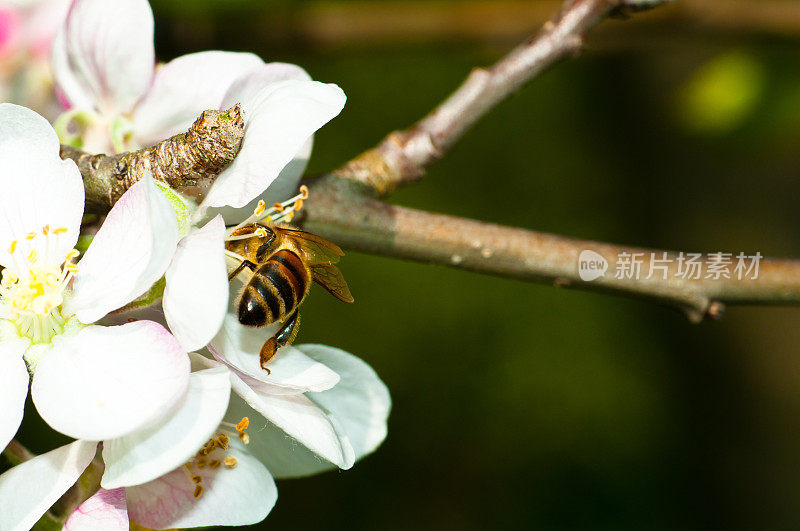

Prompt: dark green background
[{"left": 17, "top": 1, "right": 800, "bottom": 529}]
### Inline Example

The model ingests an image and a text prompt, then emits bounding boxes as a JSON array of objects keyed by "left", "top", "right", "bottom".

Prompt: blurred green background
[{"left": 16, "top": 0, "right": 800, "bottom": 529}]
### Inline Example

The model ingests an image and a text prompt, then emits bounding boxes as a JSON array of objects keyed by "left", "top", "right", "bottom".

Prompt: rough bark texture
[{"left": 60, "top": 105, "right": 244, "bottom": 208}]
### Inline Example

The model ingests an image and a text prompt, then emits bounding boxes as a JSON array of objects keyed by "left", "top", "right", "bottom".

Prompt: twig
[
  {"left": 300, "top": 176, "right": 800, "bottom": 322},
  {"left": 62, "top": 0, "right": 800, "bottom": 322},
  {"left": 334, "top": 0, "right": 669, "bottom": 196},
  {"left": 60, "top": 105, "right": 243, "bottom": 208},
  {"left": 250, "top": 0, "right": 800, "bottom": 49},
  {"left": 2, "top": 439, "right": 35, "bottom": 466}
]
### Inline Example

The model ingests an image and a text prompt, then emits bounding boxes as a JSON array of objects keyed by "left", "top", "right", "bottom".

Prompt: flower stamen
[
  {"left": 0, "top": 226, "right": 80, "bottom": 344},
  {"left": 182, "top": 417, "right": 251, "bottom": 499},
  {"left": 224, "top": 189, "right": 310, "bottom": 240}
]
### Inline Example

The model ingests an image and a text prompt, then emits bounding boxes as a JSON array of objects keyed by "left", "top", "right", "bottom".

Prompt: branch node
[{"left": 707, "top": 301, "right": 726, "bottom": 320}]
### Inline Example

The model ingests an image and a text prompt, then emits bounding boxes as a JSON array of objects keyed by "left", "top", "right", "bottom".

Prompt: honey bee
[{"left": 225, "top": 223, "right": 354, "bottom": 373}]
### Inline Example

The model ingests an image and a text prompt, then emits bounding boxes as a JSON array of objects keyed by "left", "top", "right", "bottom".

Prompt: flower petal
[
  {"left": 101, "top": 364, "right": 231, "bottom": 489},
  {"left": 227, "top": 374, "right": 355, "bottom": 470},
  {"left": 126, "top": 443, "right": 276, "bottom": 529},
  {"left": 23, "top": 0, "right": 72, "bottom": 58},
  {"left": 52, "top": 0, "right": 154, "bottom": 113},
  {"left": 221, "top": 62, "right": 311, "bottom": 104},
  {"left": 210, "top": 313, "right": 339, "bottom": 394},
  {"left": 0, "top": 440, "right": 97, "bottom": 531},
  {"left": 163, "top": 215, "right": 228, "bottom": 352},
  {"left": 64, "top": 488, "right": 128, "bottom": 531},
  {"left": 68, "top": 175, "right": 179, "bottom": 323},
  {"left": 0, "top": 103, "right": 83, "bottom": 270},
  {"left": 202, "top": 74, "right": 345, "bottom": 208},
  {"left": 0, "top": 345, "right": 28, "bottom": 452},
  {"left": 133, "top": 51, "right": 264, "bottom": 145},
  {"left": 228, "top": 344, "right": 390, "bottom": 478},
  {"left": 31, "top": 321, "right": 189, "bottom": 441},
  {"left": 200, "top": 137, "right": 312, "bottom": 226}
]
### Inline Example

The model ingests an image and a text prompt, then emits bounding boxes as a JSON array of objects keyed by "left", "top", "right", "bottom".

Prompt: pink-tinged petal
[
  {"left": 24, "top": 0, "right": 72, "bottom": 58},
  {"left": 64, "top": 488, "right": 128, "bottom": 531},
  {"left": 202, "top": 75, "right": 345, "bottom": 208},
  {"left": 133, "top": 51, "right": 264, "bottom": 145},
  {"left": 0, "top": 103, "right": 83, "bottom": 270},
  {"left": 68, "top": 175, "right": 179, "bottom": 323},
  {"left": 210, "top": 314, "right": 339, "bottom": 394},
  {"left": 0, "top": 346, "right": 29, "bottom": 451},
  {"left": 228, "top": 373, "right": 355, "bottom": 470},
  {"left": 31, "top": 321, "right": 190, "bottom": 441},
  {"left": 0, "top": 440, "right": 97, "bottom": 531},
  {"left": 163, "top": 215, "right": 228, "bottom": 352},
  {"left": 126, "top": 443, "right": 276, "bottom": 528},
  {"left": 102, "top": 365, "right": 231, "bottom": 489},
  {"left": 0, "top": 8, "right": 21, "bottom": 58},
  {"left": 52, "top": 0, "right": 154, "bottom": 113}
]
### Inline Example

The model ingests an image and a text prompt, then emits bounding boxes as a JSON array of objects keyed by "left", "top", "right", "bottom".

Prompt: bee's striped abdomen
[{"left": 238, "top": 250, "right": 309, "bottom": 327}]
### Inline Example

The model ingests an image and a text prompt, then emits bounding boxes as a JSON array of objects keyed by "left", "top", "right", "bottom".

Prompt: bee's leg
[
  {"left": 275, "top": 310, "right": 301, "bottom": 346},
  {"left": 258, "top": 311, "right": 301, "bottom": 374},
  {"left": 228, "top": 259, "right": 258, "bottom": 281},
  {"left": 258, "top": 338, "right": 277, "bottom": 374}
]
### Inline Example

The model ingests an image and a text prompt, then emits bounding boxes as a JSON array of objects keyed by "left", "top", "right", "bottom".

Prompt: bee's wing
[
  {"left": 309, "top": 262, "right": 354, "bottom": 304},
  {"left": 278, "top": 227, "right": 344, "bottom": 264}
]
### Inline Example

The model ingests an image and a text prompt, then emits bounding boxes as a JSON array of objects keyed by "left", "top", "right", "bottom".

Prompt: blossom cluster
[{"left": 0, "top": 0, "right": 390, "bottom": 529}]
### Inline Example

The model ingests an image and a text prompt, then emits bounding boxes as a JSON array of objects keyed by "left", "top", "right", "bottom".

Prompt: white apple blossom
[
  {"left": 0, "top": 0, "right": 70, "bottom": 60},
  {"left": 4, "top": 347, "right": 389, "bottom": 529},
  {"left": 0, "top": 103, "right": 190, "bottom": 448},
  {"left": 51, "top": 0, "right": 347, "bottom": 352},
  {"left": 52, "top": 0, "right": 345, "bottom": 210},
  {"left": 0, "top": 0, "right": 71, "bottom": 117}
]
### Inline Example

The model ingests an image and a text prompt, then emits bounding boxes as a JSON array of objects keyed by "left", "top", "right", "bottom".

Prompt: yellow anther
[
  {"left": 8, "top": 240, "right": 17, "bottom": 254},
  {"left": 238, "top": 432, "right": 250, "bottom": 445},
  {"left": 236, "top": 417, "right": 249, "bottom": 432},
  {"left": 254, "top": 200, "right": 266, "bottom": 216},
  {"left": 1, "top": 272, "right": 17, "bottom": 287},
  {"left": 224, "top": 455, "right": 238, "bottom": 469},
  {"left": 209, "top": 460, "right": 221, "bottom": 469},
  {"left": 65, "top": 249, "right": 80, "bottom": 260},
  {"left": 191, "top": 474, "right": 203, "bottom": 484},
  {"left": 25, "top": 232, "right": 36, "bottom": 240},
  {"left": 65, "top": 263, "right": 79, "bottom": 274},
  {"left": 193, "top": 484, "right": 204, "bottom": 499},
  {"left": 272, "top": 203, "right": 284, "bottom": 212},
  {"left": 216, "top": 433, "right": 230, "bottom": 449},
  {"left": 285, "top": 212, "right": 295, "bottom": 222},
  {"left": 53, "top": 227, "right": 68, "bottom": 234},
  {"left": 255, "top": 227, "right": 268, "bottom": 238},
  {"left": 27, "top": 249, "right": 38, "bottom": 263},
  {"left": 299, "top": 184, "right": 309, "bottom": 199},
  {"left": 42, "top": 225, "right": 50, "bottom": 235},
  {"left": 293, "top": 198, "right": 304, "bottom": 212},
  {"left": 196, "top": 457, "right": 207, "bottom": 469}
]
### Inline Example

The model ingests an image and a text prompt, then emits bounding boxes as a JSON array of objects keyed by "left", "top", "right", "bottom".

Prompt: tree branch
[
  {"left": 301, "top": 176, "right": 800, "bottom": 322},
  {"left": 59, "top": 0, "right": 800, "bottom": 322},
  {"left": 2, "top": 439, "right": 34, "bottom": 466},
  {"left": 334, "top": 0, "right": 669, "bottom": 196},
  {"left": 60, "top": 105, "right": 243, "bottom": 209},
  {"left": 264, "top": 0, "right": 800, "bottom": 49}
]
